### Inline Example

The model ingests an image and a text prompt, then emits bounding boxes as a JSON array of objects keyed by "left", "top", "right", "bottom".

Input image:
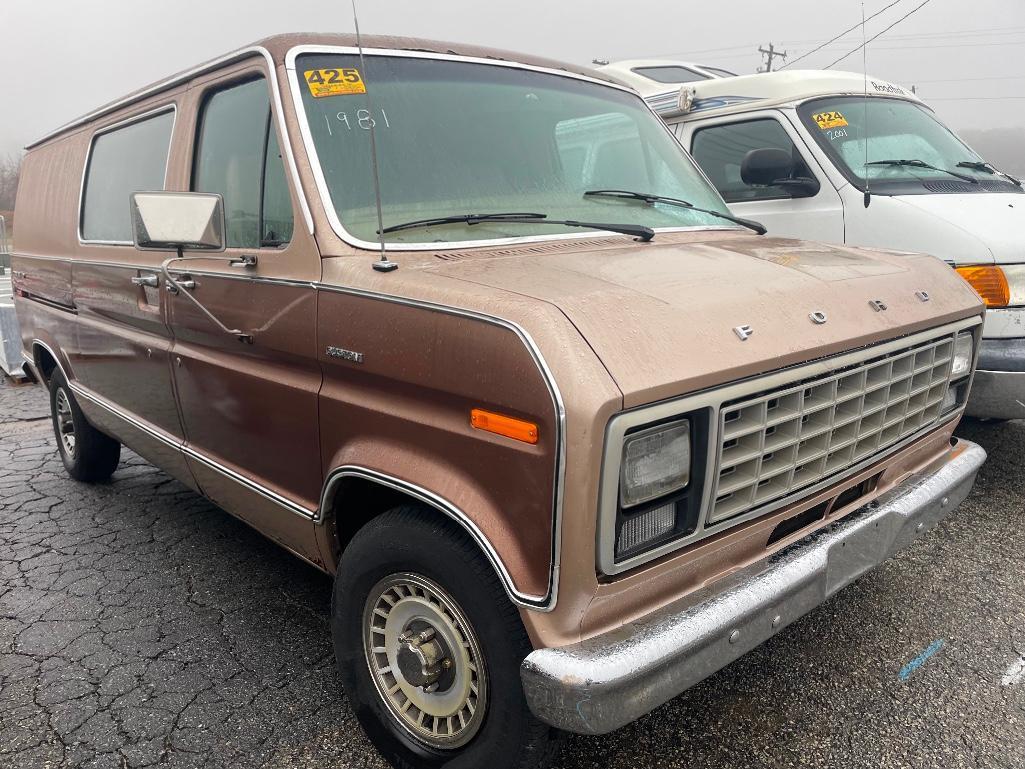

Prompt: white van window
[
  {"left": 80, "top": 110, "right": 174, "bottom": 243},
  {"left": 193, "top": 78, "right": 294, "bottom": 248},
  {"left": 691, "top": 119, "right": 813, "bottom": 202},
  {"left": 797, "top": 97, "right": 1010, "bottom": 193}
]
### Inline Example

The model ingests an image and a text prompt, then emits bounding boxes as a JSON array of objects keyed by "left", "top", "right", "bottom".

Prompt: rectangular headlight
[
  {"left": 951, "top": 332, "right": 974, "bottom": 380},
  {"left": 620, "top": 420, "right": 691, "bottom": 508}
]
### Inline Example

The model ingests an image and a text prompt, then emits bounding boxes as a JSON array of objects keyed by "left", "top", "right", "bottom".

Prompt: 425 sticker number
[{"left": 304, "top": 68, "right": 366, "bottom": 97}]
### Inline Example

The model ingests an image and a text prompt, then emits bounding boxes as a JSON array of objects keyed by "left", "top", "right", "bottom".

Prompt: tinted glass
[
  {"left": 194, "top": 79, "right": 268, "bottom": 248},
  {"left": 297, "top": 54, "right": 731, "bottom": 245},
  {"left": 81, "top": 111, "right": 174, "bottom": 242},
  {"left": 261, "top": 126, "right": 294, "bottom": 246},
  {"left": 632, "top": 66, "right": 708, "bottom": 84},
  {"left": 692, "top": 118, "right": 811, "bottom": 202}
]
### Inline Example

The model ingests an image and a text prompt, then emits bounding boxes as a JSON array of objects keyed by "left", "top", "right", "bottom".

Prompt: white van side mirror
[{"left": 130, "top": 192, "right": 225, "bottom": 251}]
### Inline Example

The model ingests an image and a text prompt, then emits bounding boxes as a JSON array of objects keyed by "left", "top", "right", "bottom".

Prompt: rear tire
[
  {"left": 49, "top": 370, "right": 120, "bottom": 482},
  {"left": 332, "top": 506, "right": 561, "bottom": 769}
]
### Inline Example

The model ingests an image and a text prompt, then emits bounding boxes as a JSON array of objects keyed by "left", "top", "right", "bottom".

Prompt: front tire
[
  {"left": 332, "top": 506, "right": 560, "bottom": 769},
  {"left": 49, "top": 370, "right": 121, "bottom": 482}
]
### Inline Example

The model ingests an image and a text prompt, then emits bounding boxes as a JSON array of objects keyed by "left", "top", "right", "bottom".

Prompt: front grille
[{"left": 709, "top": 335, "right": 955, "bottom": 524}]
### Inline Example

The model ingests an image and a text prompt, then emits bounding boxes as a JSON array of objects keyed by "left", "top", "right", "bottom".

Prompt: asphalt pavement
[{"left": 1, "top": 376, "right": 1023, "bottom": 768}]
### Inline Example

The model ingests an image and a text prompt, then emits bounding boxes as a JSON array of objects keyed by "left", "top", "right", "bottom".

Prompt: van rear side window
[{"left": 80, "top": 110, "right": 174, "bottom": 243}]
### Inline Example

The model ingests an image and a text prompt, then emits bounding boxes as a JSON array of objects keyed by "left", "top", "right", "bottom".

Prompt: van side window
[
  {"left": 80, "top": 110, "right": 174, "bottom": 243},
  {"left": 691, "top": 119, "right": 814, "bottom": 203},
  {"left": 193, "top": 78, "right": 293, "bottom": 248}
]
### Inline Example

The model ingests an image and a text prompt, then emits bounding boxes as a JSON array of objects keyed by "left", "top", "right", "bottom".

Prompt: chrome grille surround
[{"left": 597, "top": 316, "right": 981, "bottom": 576}]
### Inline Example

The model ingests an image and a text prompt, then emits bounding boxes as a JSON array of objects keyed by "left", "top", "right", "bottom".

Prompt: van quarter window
[
  {"left": 192, "top": 78, "right": 294, "bottom": 248},
  {"left": 80, "top": 110, "right": 174, "bottom": 243},
  {"left": 691, "top": 118, "right": 814, "bottom": 203}
]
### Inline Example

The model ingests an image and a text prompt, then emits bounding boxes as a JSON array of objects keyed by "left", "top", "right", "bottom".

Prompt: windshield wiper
[
  {"left": 865, "top": 159, "right": 978, "bottom": 184},
  {"left": 379, "top": 212, "right": 654, "bottom": 241},
  {"left": 583, "top": 189, "right": 767, "bottom": 235},
  {"left": 956, "top": 160, "right": 1022, "bottom": 187}
]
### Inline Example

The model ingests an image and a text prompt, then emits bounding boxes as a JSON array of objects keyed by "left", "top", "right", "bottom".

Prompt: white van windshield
[
  {"left": 798, "top": 96, "right": 1019, "bottom": 193},
  {"left": 295, "top": 53, "right": 733, "bottom": 245}
]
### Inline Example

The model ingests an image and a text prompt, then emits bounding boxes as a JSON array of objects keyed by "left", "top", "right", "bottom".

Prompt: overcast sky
[{"left": 2, "top": 0, "right": 1023, "bottom": 155}]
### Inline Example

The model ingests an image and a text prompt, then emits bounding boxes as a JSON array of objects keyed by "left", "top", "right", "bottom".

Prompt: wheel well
[
  {"left": 33, "top": 344, "right": 57, "bottom": 385},
  {"left": 327, "top": 476, "right": 415, "bottom": 563}
]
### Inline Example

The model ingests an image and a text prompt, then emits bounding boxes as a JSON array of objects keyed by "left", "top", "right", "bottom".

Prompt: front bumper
[
  {"left": 967, "top": 338, "right": 1025, "bottom": 420},
  {"left": 520, "top": 439, "right": 986, "bottom": 735}
]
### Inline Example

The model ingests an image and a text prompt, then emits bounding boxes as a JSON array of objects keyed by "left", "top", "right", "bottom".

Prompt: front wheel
[{"left": 332, "top": 506, "right": 560, "bottom": 769}]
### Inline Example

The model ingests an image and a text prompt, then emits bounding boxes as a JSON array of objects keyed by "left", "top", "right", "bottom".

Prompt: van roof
[
  {"left": 27, "top": 33, "right": 616, "bottom": 150},
  {"left": 635, "top": 68, "right": 923, "bottom": 118}
]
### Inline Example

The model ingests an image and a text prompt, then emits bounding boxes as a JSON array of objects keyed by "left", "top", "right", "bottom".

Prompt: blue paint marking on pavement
[{"left": 899, "top": 639, "right": 945, "bottom": 681}]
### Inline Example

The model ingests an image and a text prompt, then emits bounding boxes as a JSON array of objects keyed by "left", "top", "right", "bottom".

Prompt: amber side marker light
[
  {"left": 470, "top": 409, "right": 539, "bottom": 445},
  {"left": 956, "top": 265, "right": 1010, "bottom": 307}
]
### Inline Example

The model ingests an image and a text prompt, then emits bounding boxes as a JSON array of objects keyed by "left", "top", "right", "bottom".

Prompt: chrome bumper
[
  {"left": 521, "top": 439, "right": 986, "bottom": 735},
  {"left": 967, "top": 339, "right": 1025, "bottom": 420},
  {"left": 967, "top": 371, "right": 1025, "bottom": 420}
]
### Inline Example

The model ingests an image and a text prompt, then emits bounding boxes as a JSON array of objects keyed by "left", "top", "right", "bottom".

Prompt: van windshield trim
[{"left": 284, "top": 44, "right": 746, "bottom": 252}]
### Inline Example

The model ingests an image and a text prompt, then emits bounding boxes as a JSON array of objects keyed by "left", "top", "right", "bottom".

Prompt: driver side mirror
[
  {"left": 741, "top": 148, "right": 819, "bottom": 198},
  {"left": 130, "top": 192, "right": 225, "bottom": 251}
]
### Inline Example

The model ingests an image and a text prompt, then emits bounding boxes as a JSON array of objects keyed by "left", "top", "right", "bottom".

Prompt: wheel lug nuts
[{"left": 441, "top": 658, "right": 452, "bottom": 670}]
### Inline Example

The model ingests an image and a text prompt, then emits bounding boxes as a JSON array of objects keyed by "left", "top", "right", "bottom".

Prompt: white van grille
[{"left": 709, "top": 335, "right": 955, "bottom": 524}]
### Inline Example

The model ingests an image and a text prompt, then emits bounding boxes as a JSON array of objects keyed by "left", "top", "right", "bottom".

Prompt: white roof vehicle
[
  {"left": 597, "top": 59, "right": 736, "bottom": 93},
  {"left": 607, "top": 64, "right": 1024, "bottom": 421}
]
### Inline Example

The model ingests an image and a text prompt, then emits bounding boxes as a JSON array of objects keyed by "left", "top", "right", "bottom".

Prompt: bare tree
[{"left": 0, "top": 153, "right": 23, "bottom": 212}]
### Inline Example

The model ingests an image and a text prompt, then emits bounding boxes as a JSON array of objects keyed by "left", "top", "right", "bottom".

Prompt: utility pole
[{"left": 758, "top": 43, "right": 787, "bottom": 73}]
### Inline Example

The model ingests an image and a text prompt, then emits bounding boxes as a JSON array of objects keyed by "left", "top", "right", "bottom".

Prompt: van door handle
[
  {"left": 131, "top": 274, "right": 159, "bottom": 288},
  {"left": 165, "top": 275, "right": 196, "bottom": 293}
]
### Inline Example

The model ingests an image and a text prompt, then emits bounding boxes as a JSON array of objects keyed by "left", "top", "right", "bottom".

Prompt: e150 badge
[{"left": 304, "top": 68, "right": 366, "bottom": 97}]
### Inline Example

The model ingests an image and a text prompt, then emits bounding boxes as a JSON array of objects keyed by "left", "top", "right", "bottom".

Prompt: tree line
[{"left": 0, "top": 154, "right": 21, "bottom": 213}]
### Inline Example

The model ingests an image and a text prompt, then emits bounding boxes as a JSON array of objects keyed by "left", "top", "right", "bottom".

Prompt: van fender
[{"left": 316, "top": 456, "right": 553, "bottom": 611}]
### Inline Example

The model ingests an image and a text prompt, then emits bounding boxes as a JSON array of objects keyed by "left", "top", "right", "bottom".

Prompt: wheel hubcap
[
  {"left": 54, "top": 388, "right": 76, "bottom": 457},
  {"left": 363, "top": 573, "right": 487, "bottom": 749}
]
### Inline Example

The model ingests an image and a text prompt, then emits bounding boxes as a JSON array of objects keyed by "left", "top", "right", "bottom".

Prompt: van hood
[
  {"left": 428, "top": 233, "right": 981, "bottom": 407},
  {"left": 892, "top": 193, "right": 1025, "bottom": 265}
]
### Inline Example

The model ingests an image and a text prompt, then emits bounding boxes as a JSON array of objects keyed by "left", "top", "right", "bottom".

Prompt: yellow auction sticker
[
  {"left": 812, "top": 111, "right": 848, "bottom": 130},
  {"left": 304, "top": 68, "right": 366, "bottom": 97}
]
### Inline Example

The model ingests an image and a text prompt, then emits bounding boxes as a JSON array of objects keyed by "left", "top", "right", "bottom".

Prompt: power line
[
  {"left": 649, "top": 26, "right": 1025, "bottom": 62},
  {"left": 782, "top": 0, "right": 903, "bottom": 69},
  {"left": 823, "top": 0, "right": 935, "bottom": 69}
]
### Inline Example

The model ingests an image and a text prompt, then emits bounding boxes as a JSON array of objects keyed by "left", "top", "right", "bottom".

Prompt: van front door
[
  {"left": 683, "top": 112, "right": 845, "bottom": 243},
  {"left": 166, "top": 67, "right": 323, "bottom": 565}
]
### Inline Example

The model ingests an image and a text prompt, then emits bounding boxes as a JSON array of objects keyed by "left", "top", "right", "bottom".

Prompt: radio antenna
[
  {"left": 351, "top": 0, "right": 397, "bottom": 272},
  {"left": 862, "top": 2, "right": 872, "bottom": 209}
]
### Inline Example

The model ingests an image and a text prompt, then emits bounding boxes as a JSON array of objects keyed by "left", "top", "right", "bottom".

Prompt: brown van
[{"left": 12, "top": 33, "right": 987, "bottom": 769}]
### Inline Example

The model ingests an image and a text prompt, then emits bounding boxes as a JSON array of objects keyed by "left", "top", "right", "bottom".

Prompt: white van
[{"left": 599, "top": 65, "right": 1024, "bottom": 421}]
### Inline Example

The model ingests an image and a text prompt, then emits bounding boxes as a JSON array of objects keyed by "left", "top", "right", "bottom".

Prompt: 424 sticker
[
  {"left": 812, "top": 110, "right": 848, "bottom": 130},
  {"left": 304, "top": 68, "right": 366, "bottom": 97}
]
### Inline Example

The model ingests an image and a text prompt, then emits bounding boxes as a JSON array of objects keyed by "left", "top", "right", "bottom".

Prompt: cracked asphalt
[{"left": 1, "top": 375, "right": 1023, "bottom": 768}]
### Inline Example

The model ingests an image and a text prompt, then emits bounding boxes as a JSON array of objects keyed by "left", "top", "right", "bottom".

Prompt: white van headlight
[
  {"left": 620, "top": 420, "right": 691, "bottom": 508},
  {"left": 950, "top": 332, "right": 974, "bottom": 381}
]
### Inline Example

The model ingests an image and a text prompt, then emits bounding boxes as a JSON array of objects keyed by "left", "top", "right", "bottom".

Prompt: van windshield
[
  {"left": 797, "top": 96, "right": 1019, "bottom": 193},
  {"left": 295, "top": 53, "right": 733, "bottom": 245}
]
